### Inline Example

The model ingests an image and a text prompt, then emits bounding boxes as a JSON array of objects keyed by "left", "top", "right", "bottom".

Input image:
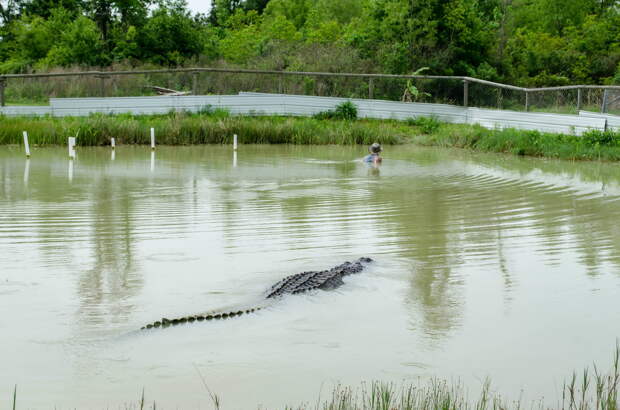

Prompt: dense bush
[
  {"left": 407, "top": 116, "right": 441, "bottom": 134},
  {"left": 582, "top": 130, "right": 620, "bottom": 147},
  {"left": 313, "top": 101, "right": 358, "bottom": 121}
]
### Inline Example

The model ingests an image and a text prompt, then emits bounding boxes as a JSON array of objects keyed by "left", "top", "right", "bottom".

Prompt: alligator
[{"left": 141, "top": 257, "right": 372, "bottom": 330}]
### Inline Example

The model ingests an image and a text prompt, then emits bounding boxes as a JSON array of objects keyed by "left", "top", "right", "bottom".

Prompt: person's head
[{"left": 369, "top": 142, "right": 382, "bottom": 154}]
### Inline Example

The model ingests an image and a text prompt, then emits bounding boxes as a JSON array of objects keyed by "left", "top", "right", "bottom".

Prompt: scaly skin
[{"left": 141, "top": 257, "right": 373, "bottom": 330}]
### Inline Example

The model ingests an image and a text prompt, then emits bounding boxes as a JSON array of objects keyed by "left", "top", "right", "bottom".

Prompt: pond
[{"left": 1, "top": 145, "right": 619, "bottom": 409}]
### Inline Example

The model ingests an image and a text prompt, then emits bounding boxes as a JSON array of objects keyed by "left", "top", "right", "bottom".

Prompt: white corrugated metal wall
[{"left": 1, "top": 93, "right": 612, "bottom": 136}]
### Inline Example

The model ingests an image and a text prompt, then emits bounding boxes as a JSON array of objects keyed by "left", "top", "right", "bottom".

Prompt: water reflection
[
  {"left": 77, "top": 176, "right": 141, "bottom": 333},
  {"left": 24, "top": 158, "right": 30, "bottom": 185}
]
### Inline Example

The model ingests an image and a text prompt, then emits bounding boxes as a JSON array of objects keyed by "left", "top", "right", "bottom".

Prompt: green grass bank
[{"left": 1, "top": 111, "right": 619, "bottom": 161}]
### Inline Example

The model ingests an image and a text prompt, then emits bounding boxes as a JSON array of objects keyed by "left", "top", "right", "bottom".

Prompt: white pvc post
[
  {"left": 150, "top": 128, "right": 155, "bottom": 150},
  {"left": 233, "top": 134, "right": 238, "bottom": 151},
  {"left": 111, "top": 137, "right": 115, "bottom": 150},
  {"left": 68, "top": 158, "right": 73, "bottom": 182},
  {"left": 23, "top": 131, "right": 31, "bottom": 158}
]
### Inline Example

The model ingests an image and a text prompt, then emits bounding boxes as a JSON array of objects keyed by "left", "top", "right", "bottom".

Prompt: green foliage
[
  {"left": 44, "top": 16, "right": 107, "bottom": 66},
  {"left": 582, "top": 130, "right": 620, "bottom": 147},
  {"left": 334, "top": 101, "right": 357, "bottom": 120},
  {"left": 0, "top": 0, "right": 618, "bottom": 91},
  {"left": 407, "top": 116, "right": 441, "bottom": 134},
  {"left": 219, "top": 23, "right": 262, "bottom": 64},
  {"left": 401, "top": 67, "right": 432, "bottom": 102},
  {"left": 314, "top": 101, "right": 358, "bottom": 121},
  {"left": 137, "top": 4, "right": 205, "bottom": 65}
]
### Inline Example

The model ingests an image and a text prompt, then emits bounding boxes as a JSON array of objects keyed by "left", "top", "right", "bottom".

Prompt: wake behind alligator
[{"left": 141, "top": 257, "right": 372, "bottom": 330}]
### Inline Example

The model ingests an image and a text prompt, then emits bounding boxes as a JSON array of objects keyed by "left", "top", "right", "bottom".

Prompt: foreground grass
[
  {"left": 1, "top": 111, "right": 620, "bottom": 161},
  {"left": 10, "top": 345, "right": 618, "bottom": 409},
  {"left": 186, "top": 346, "right": 620, "bottom": 409}
]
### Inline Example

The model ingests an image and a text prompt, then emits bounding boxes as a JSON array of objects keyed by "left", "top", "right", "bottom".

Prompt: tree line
[{"left": 0, "top": 0, "right": 618, "bottom": 86}]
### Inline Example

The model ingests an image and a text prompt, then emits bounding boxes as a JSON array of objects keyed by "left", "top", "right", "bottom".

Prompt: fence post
[
  {"left": 525, "top": 91, "right": 530, "bottom": 111},
  {"left": 96, "top": 75, "right": 109, "bottom": 97},
  {"left": 192, "top": 71, "right": 199, "bottom": 95},
  {"left": 0, "top": 77, "right": 6, "bottom": 107},
  {"left": 576, "top": 88, "right": 582, "bottom": 112},
  {"left": 278, "top": 74, "right": 284, "bottom": 94},
  {"left": 601, "top": 89, "right": 609, "bottom": 113},
  {"left": 369, "top": 78, "right": 375, "bottom": 99},
  {"left": 497, "top": 88, "right": 502, "bottom": 109},
  {"left": 463, "top": 80, "right": 469, "bottom": 107}
]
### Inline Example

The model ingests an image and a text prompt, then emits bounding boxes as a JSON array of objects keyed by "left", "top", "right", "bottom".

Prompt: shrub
[
  {"left": 313, "top": 101, "right": 358, "bottom": 121},
  {"left": 582, "top": 129, "right": 620, "bottom": 147},
  {"left": 407, "top": 116, "right": 441, "bottom": 134},
  {"left": 334, "top": 101, "right": 358, "bottom": 120}
]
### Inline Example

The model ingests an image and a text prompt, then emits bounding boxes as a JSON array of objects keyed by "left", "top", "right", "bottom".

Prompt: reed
[
  {"left": 0, "top": 111, "right": 403, "bottom": 146},
  {"left": 411, "top": 121, "right": 620, "bottom": 161},
  {"left": 2, "top": 111, "right": 619, "bottom": 161}
]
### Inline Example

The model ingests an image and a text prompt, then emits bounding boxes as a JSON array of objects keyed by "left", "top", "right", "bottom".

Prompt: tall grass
[
  {"left": 410, "top": 121, "right": 620, "bottom": 161},
  {"left": 2, "top": 111, "right": 620, "bottom": 161},
  {"left": 0, "top": 111, "right": 402, "bottom": 146}
]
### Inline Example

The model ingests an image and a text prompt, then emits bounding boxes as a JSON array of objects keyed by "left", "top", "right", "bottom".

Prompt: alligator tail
[{"left": 141, "top": 304, "right": 268, "bottom": 330}]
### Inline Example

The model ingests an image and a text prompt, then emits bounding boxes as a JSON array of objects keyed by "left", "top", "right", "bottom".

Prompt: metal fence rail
[
  {"left": 1, "top": 67, "right": 619, "bottom": 112},
  {"left": 0, "top": 93, "right": 608, "bottom": 136}
]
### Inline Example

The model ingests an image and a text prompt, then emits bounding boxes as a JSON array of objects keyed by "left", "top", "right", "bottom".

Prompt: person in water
[{"left": 364, "top": 142, "right": 383, "bottom": 164}]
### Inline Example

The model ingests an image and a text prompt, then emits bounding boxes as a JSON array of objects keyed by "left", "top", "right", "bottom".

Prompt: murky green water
[{"left": 1, "top": 145, "right": 620, "bottom": 409}]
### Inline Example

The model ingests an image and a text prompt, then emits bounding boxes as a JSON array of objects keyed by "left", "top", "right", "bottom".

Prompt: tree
[
  {"left": 21, "top": 0, "right": 84, "bottom": 18},
  {"left": 86, "top": 0, "right": 151, "bottom": 43},
  {"left": 44, "top": 15, "right": 106, "bottom": 66},
  {"left": 138, "top": 2, "right": 204, "bottom": 64}
]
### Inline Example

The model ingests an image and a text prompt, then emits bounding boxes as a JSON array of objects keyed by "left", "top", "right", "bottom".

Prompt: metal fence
[
  {"left": 2, "top": 92, "right": 611, "bottom": 136},
  {"left": 1, "top": 67, "right": 619, "bottom": 114}
]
